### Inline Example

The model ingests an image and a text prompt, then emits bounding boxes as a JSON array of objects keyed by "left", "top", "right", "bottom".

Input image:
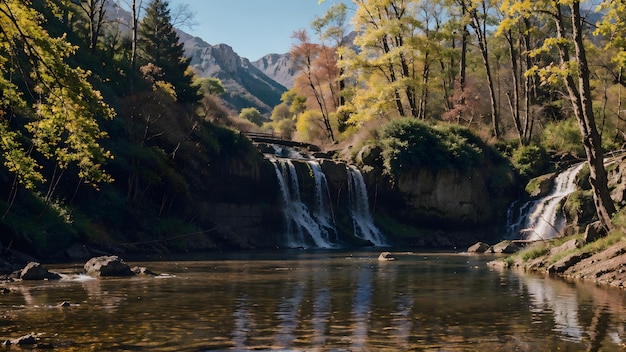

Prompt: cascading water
[
  {"left": 271, "top": 158, "right": 336, "bottom": 248},
  {"left": 507, "top": 162, "right": 585, "bottom": 241},
  {"left": 347, "top": 165, "right": 388, "bottom": 246},
  {"left": 307, "top": 161, "right": 337, "bottom": 243}
]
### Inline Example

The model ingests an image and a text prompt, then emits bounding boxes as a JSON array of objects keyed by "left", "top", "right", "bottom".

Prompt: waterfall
[
  {"left": 271, "top": 158, "right": 336, "bottom": 248},
  {"left": 307, "top": 160, "right": 337, "bottom": 243},
  {"left": 347, "top": 165, "right": 388, "bottom": 246},
  {"left": 507, "top": 162, "right": 585, "bottom": 241}
]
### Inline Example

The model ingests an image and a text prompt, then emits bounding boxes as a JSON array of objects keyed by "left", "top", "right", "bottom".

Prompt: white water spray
[
  {"left": 347, "top": 165, "right": 387, "bottom": 246},
  {"left": 272, "top": 159, "right": 336, "bottom": 248},
  {"left": 507, "top": 163, "right": 585, "bottom": 241}
]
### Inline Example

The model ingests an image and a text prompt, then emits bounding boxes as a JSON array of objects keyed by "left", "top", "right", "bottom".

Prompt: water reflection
[
  {"left": 504, "top": 266, "right": 626, "bottom": 351},
  {"left": 350, "top": 266, "right": 372, "bottom": 350},
  {"left": 0, "top": 252, "right": 625, "bottom": 351}
]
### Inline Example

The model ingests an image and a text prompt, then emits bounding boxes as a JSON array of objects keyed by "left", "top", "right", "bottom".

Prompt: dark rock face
[
  {"left": 84, "top": 256, "right": 134, "bottom": 277},
  {"left": 20, "top": 262, "right": 61, "bottom": 280}
]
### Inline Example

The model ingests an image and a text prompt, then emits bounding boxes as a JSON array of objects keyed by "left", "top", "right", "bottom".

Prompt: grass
[
  {"left": 520, "top": 243, "right": 549, "bottom": 262},
  {"left": 507, "top": 231, "right": 625, "bottom": 266}
]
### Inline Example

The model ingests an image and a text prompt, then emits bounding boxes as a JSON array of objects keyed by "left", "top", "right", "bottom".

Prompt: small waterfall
[
  {"left": 271, "top": 158, "right": 336, "bottom": 248},
  {"left": 307, "top": 161, "right": 337, "bottom": 242},
  {"left": 507, "top": 162, "right": 585, "bottom": 241},
  {"left": 347, "top": 165, "right": 388, "bottom": 246}
]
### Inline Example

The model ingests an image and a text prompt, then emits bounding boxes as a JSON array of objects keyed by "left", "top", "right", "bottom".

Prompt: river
[{"left": 1, "top": 250, "right": 625, "bottom": 351}]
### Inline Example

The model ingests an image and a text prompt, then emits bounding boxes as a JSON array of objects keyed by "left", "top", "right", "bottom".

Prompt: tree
[
  {"left": 194, "top": 77, "right": 225, "bottom": 96},
  {"left": 137, "top": 0, "right": 199, "bottom": 102},
  {"left": 240, "top": 107, "right": 264, "bottom": 126},
  {"left": 75, "top": 0, "right": 109, "bottom": 51},
  {"left": 501, "top": 0, "right": 616, "bottom": 231},
  {"left": 291, "top": 30, "right": 336, "bottom": 142},
  {"left": 462, "top": 0, "right": 500, "bottom": 138},
  {"left": 0, "top": 0, "right": 114, "bottom": 202}
]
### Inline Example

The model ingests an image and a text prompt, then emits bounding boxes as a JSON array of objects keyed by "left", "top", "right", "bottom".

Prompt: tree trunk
[{"left": 555, "top": 3, "right": 615, "bottom": 231}]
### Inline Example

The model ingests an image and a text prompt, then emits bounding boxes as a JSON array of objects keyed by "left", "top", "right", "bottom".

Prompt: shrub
[
  {"left": 379, "top": 119, "right": 489, "bottom": 176},
  {"left": 511, "top": 144, "right": 549, "bottom": 178},
  {"left": 541, "top": 118, "right": 585, "bottom": 157}
]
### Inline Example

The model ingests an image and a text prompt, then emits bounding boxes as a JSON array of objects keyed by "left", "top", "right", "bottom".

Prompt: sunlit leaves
[{"left": 0, "top": 0, "right": 114, "bottom": 189}]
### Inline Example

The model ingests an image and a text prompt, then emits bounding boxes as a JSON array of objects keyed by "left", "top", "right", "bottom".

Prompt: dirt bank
[{"left": 488, "top": 237, "right": 626, "bottom": 289}]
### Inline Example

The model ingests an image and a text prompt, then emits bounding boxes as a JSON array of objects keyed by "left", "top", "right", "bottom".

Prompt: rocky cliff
[
  {"left": 252, "top": 53, "right": 296, "bottom": 89},
  {"left": 179, "top": 33, "right": 288, "bottom": 115}
]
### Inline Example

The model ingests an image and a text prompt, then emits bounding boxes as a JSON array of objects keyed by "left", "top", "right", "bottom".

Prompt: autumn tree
[
  {"left": 0, "top": 0, "right": 114, "bottom": 204},
  {"left": 291, "top": 30, "right": 336, "bottom": 142},
  {"left": 312, "top": 3, "right": 351, "bottom": 127}
]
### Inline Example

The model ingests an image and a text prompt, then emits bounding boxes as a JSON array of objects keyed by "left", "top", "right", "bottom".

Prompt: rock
[
  {"left": 132, "top": 266, "right": 157, "bottom": 276},
  {"left": 584, "top": 221, "right": 607, "bottom": 243},
  {"left": 490, "top": 240, "right": 522, "bottom": 254},
  {"left": 526, "top": 173, "right": 556, "bottom": 198},
  {"left": 468, "top": 242, "right": 491, "bottom": 253},
  {"left": 548, "top": 252, "right": 591, "bottom": 274},
  {"left": 549, "top": 238, "right": 582, "bottom": 257},
  {"left": 378, "top": 252, "right": 396, "bottom": 261},
  {"left": 12, "top": 334, "right": 36, "bottom": 346},
  {"left": 58, "top": 301, "right": 71, "bottom": 307},
  {"left": 20, "top": 262, "right": 61, "bottom": 280},
  {"left": 84, "top": 256, "right": 134, "bottom": 277}
]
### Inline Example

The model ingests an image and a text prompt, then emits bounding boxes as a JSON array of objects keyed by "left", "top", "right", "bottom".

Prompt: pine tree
[{"left": 137, "top": 0, "right": 199, "bottom": 103}]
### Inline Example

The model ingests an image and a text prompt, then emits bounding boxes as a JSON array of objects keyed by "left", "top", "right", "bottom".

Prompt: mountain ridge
[{"left": 179, "top": 31, "right": 295, "bottom": 115}]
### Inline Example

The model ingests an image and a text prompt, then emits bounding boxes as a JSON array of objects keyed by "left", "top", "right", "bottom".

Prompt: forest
[{"left": 1, "top": 0, "right": 626, "bottom": 259}]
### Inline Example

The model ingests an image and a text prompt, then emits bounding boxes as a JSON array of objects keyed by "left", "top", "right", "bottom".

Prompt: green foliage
[
  {"left": 378, "top": 119, "right": 488, "bottom": 176},
  {"left": 520, "top": 243, "right": 549, "bottom": 262},
  {"left": 0, "top": 0, "right": 114, "bottom": 189},
  {"left": 239, "top": 107, "right": 265, "bottom": 126},
  {"left": 511, "top": 144, "right": 549, "bottom": 178},
  {"left": 0, "top": 192, "right": 78, "bottom": 255},
  {"left": 194, "top": 77, "right": 226, "bottom": 96},
  {"left": 295, "top": 110, "right": 327, "bottom": 143},
  {"left": 541, "top": 119, "right": 585, "bottom": 157}
]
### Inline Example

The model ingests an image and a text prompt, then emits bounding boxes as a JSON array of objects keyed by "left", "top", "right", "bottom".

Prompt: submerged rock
[
  {"left": 12, "top": 334, "right": 36, "bottom": 346},
  {"left": 20, "top": 262, "right": 61, "bottom": 280},
  {"left": 378, "top": 252, "right": 396, "bottom": 261},
  {"left": 84, "top": 256, "right": 134, "bottom": 277}
]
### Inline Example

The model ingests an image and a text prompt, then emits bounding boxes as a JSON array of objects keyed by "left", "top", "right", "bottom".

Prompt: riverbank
[{"left": 488, "top": 232, "right": 626, "bottom": 289}]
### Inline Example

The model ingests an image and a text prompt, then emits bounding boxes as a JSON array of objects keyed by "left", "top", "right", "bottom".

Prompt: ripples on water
[{"left": 1, "top": 250, "right": 626, "bottom": 351}]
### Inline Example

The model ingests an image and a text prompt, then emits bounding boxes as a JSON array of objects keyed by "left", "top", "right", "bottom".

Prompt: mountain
[
  {"left": 252, "top": 53, "right": 296, "bottom": 89},
  {"left": 179, "top": 32, "right": 290, "bottom": 115},
  {"left": 106, "top": 2, "right": 296, "bottom": 116}
]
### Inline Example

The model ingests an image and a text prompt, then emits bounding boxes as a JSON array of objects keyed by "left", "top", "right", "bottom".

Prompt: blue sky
[{"left": 167, "top": 0, "right": 352, "bottom": 61}]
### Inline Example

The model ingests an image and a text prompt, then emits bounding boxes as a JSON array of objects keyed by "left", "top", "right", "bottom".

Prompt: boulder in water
[
  {"left": 467, "top": 242, "right": 491, "bottom": 253},
  {"left": 378, "top": 252, "right": 396, "bottom": 261},
  {"left": 20, "top": 262, "right": 61, "bottom": 280},
  {"left": 12, "top": 334, "right": 36, "bottom": 346},
  {"left": 491, "top": 240, "right": 522, "bottom": 254},
  {"left": 84, "top": 256, "right": 134, "bottom": 277}
]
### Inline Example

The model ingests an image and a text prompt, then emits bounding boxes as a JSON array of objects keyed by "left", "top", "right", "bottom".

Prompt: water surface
[{"left": 1, "top": 250, "right": 625, "bottom": 351}]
